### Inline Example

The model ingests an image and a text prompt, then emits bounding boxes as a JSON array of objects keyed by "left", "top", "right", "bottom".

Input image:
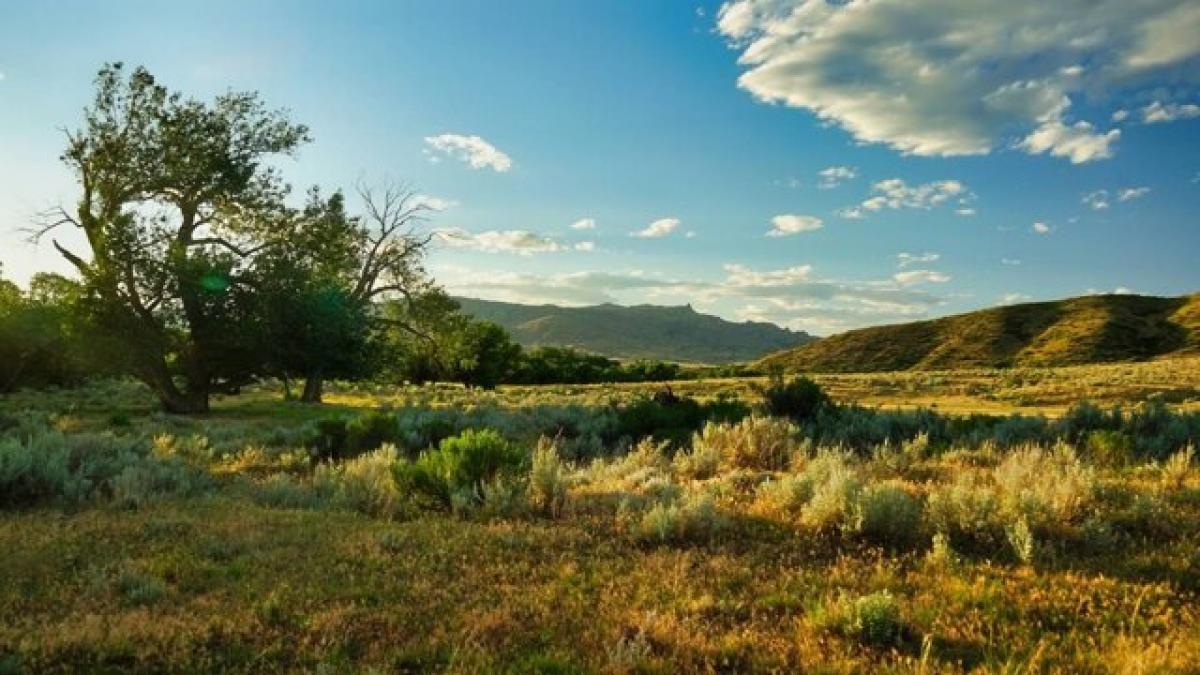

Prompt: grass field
[{"left": 3, "top": 359, "right": 1200, "bottom": 673}]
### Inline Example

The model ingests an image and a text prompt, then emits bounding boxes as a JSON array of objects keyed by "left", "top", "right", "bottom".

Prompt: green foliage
[
  {"left": 615, "top": 390, "right": 749, "bottom": 448},
  {"left": 758, "top": 371, "right": 830, "bottom": 422},
  {"left": 848, "top": 591, "right": 904, "bottom": 646},
  {"left": 392, "top": 429, "right": 526, "bottom": 510}
]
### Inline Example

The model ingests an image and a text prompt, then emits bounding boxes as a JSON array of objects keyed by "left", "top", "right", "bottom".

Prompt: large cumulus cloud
[{"left": 718, "top": 0, "right": 1200, "bottom": 162}]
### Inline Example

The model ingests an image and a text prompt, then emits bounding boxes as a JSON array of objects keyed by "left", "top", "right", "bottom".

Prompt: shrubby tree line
[{"left": 2, "top": 64, "right": 701, "bottom": 407}]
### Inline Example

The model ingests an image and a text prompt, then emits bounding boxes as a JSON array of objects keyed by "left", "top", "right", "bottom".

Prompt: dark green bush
[
  {"left": 311, "top": 416, "right": 349, "bottom": 460},
  {"left": 759, "top": 372, "right": 830, "bottom": 422},
  {"left": 345, "top": 409, "right": 398, "bottom": 456},
  {"left": 615, "top": 389, "right": 748, "bottom": 448}
]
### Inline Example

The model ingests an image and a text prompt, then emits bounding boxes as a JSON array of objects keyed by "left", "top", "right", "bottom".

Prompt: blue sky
[{"left": 1, "top": 0, "right": 1198, "bottom": 334}]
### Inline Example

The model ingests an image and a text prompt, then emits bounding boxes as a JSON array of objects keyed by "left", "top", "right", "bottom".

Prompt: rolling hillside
[
  {"left": 759, "top": 293, "right": 1200, "bottom": 373},
  {"left": 455, "top": 297, "right": 814, "bottom": 364}
]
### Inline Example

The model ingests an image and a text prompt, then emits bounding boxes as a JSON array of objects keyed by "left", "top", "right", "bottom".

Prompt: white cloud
[
  {"left": 413, "top": 194, "right": 458, "bottom": 211},
  {"left": 1018, "top": 118, "right": 1119, "bottom": 164},
  {"left": 1001, "top": 258, "right": 1022, "bottom": 266},
  {"left": 893, "top": 269, "right": 951, "bottom": 286},
  {"left": 840, "top": 179, "right": 970, "bottom": 219},
  {"left": 1111, "top": 109, "right": 1130, "bottom": 122},
  {"left": 631, "top": 217, "right": 681, "bottom": 238},
  {"left": 1142, "top": 100, "right": 1200, "bottom": 123},
  {"left": 999, "top": 293, "right": 1033, "bottom": 305},
  {"left": 897, "top": 252, "right": 940, "bottom": 268},
  {"left": 817, "top": 165, "right": 857, "bottom": 189},
  {"left": 716, "top": 0, "right": 1199, "bottom": 163},
  {"left": 1113, "top": 286, "right": 1135, "bottom": 295},
  {"left": 423, "top": 133, "right": 513, "bottom": 172},
  {"left": 1118, "top": 186, "right": 1151, "bottom": 202},
  {"left": 766, "top": 214, "right": 823, "bottom": 237},
  {"left": 1082, "top": 190, "right": 1111, "bottom": 210},
  {"left": 570, "top": 218, "right": 596, "bottom": 230},
  {"left": 435, "top": 228, "right": 592, "bottom": 255},
  {"left": 1032, "top": 221, "right": 1051, "bottom": 234},
  {"left": 956, "top": 208, "right": 977, "bottom": 217}
]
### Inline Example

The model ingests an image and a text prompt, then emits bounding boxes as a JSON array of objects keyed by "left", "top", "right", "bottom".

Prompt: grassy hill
[
  {"left": 759, "top": 292, "right": 1200, "bottom": 372},
  {"left": 455, "top": 297, "right": 813, "bottom": 364}
]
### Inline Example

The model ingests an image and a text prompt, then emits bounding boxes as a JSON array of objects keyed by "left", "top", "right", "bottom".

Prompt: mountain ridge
[{"left": 454, "top": 297, "right": 814, "bottom": 364}]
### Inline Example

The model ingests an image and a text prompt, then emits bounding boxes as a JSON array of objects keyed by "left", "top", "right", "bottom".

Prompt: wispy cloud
[
  {"left": 570, "top": 218, "right": 596, "bottom": 230},
  {"left": 766, "top": 214, "right": 822, "bottom": 237},
  {"left": 1118, "top": 186, "right": 1150, "bottom": 202},
  {"left": 423, "top": 133, "right": 513, "bottom": 172},
  {"left": 817, "top": 165, "right": 857, "bottom": 189},
  {"left": 838, "top": 179, "right": 969, "bottom": 219},
  {"left": 413, "top": 194, "right": 458, "bottom": 211},
  {"left": 1142, "top": 100, "right": 1200, "bottom": 124},
  {"left": 897, "top": 252, "right": 940, "bottom": 268},
  {"left": 631, "top": 217, "right": 680, "bottom": 238},
  {"left": 435, "top": 228, "right": 592, "bottom": 255},
  {"left": 1032, "top": 221, "right": 1052, "bottom": 234},
  {"left": 1082, "top": 190, "right": 1111, "bottom": 210},
  {"left": 893, "top": 269, "right": 951, "bottom": 286}
]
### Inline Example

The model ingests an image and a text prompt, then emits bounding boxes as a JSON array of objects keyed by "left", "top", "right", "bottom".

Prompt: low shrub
[
  {"left": 1162, "top": 444, "right": 1194, "bottom": 490},
  {"left": 851, "top": 482, "right": 923, "bottom": 548},
  {"left": 925, "top": 473, "right": 1004, "bottom": 552},
  {"left": 800, "top": 449, "right": 862, "bottom": 531},
  {"left": 632, "top": 493, "right": 724, "bottom": 545},
  {"left": 314, "top": 445, "right": 403, "bottom": 517},
  {"left": 848, "top": 591, "right": 904, "bottom": 646},
  {"left": 1085, "top": 429, "right": 1134, "bottom": 467},
  {"left": 690, "top": 415, "right": 799, "bottom": 471},
  {"left": 392, "top": 429, "right": 526, "bottom": 510},
  {"left": 345, "top": 409, "right": 400, "bottom": 457},
  {"left": 993, "top": 443, "right": 1095, "bottom": 530},
  {"left": 0, "top": 430, "right": 210, "bottom": 509},
  {"left": 529, "top": 437, "right": 570, "bottom": 517}
]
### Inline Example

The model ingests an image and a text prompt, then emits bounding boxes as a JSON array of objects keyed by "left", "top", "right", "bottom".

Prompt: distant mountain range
[
  {"left": 758, "top": 293, "right": 1200, "bottom": 373},
  {"left": 455, "top": 297, "right": 814, "bottom": 364}
]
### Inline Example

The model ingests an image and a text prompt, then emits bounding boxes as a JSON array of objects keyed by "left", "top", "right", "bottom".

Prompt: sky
[{"left": 1, "top": 0, "right": 1198, "bottom": 336}]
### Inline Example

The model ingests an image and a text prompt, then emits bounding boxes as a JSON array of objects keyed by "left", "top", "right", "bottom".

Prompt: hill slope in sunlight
[
  {"left": 456, "top": 297, "right": 814, "bottom": 364},
  {"left": 759, "top": 293, "right": 1200, "bottom": 373}
]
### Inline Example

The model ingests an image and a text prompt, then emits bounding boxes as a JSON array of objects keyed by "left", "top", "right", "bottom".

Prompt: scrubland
[{"left": 2, "top": 360, "right": 1200, "bottom": 673}]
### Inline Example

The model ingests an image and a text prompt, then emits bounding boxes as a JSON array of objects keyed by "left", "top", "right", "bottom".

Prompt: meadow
[{"left": 2, "top": 358, "right": 1200, "bottom": 673}]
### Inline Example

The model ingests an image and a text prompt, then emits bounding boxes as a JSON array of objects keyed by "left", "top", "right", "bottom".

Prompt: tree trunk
[
  {"left": 141, "top": 362, "right": 210, "bottom": 414},
  {"left": 300, "top": 372, "right": 324, "bottom": 404}
]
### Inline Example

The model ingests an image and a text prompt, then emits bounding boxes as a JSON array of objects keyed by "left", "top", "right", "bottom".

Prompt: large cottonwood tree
[{"left": 40, "top": 63, "right": 309, "bottom": 412}]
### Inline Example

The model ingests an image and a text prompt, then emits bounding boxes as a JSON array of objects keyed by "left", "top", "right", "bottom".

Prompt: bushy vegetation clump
[
  {"left": 0, "top": 428, "right": 210, "bottom": 509},
  {"left": 689, "top": 415, "right": 800, "bottom": 471},
  {"left": 757, "top": 371, "right": 830, "bottom": 422},
  {"left": 392, "top": 429, "right": 526, "bottom": 511}
]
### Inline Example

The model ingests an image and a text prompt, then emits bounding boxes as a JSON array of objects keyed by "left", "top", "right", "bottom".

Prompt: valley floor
[{"left": 2, "top": 359, "right": 1200, "bottom": 673}]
